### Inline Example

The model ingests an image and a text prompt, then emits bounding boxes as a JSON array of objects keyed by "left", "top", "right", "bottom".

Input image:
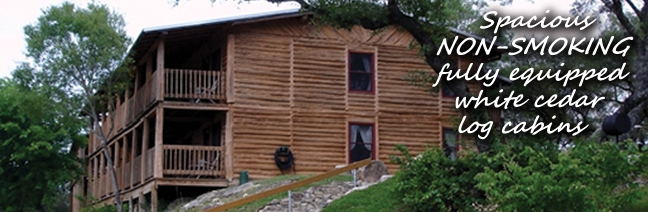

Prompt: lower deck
[
  {"left": 91, "top": 178, "right": 228, "bottom": 212},
  {"left": 82, "top": 105, "right": 233, "bottom": 208}
]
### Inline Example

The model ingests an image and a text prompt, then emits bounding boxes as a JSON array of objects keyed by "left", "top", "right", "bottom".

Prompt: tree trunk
[
  {"left": 38, "top": 203, "right": 48, "bottom": 212},
  {"left": 99, "top": 136, "right": 123, "bottom": 212}
]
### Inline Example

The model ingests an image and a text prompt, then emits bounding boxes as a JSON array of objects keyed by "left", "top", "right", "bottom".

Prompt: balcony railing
[
  {"left": 91, "top": 68, "right": 227, "bottom": 152},
  {"left": 163, "top": 144, "right": 223, "bottom": 178},
  {"left": 165, "top": 69, "right": 226, "bottom": 103}
]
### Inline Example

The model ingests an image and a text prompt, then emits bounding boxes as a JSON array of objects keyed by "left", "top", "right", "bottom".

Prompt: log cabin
[{"left": 70, "top": 9, "right": 508, "bottom": 212}]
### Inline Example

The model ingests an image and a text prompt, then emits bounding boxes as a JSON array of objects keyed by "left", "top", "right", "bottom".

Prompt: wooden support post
[
  {"left": 131, "top": 129, "right": 137, "bottom": 188},
  {"left": 141, "top": 118, "right": 149, "bottom": 182},
  {"left": 146, "top": 56, "right": 153, "bottom": 80},
  {"left": 93, "top": 157, "right": 98, "bottom": 198},
  {"left": 121, "top": 137, "right": 127, "bottom": 189},
  {"left": 226, "top": 34, "right": 235, "bottom": 103},
  {"left": 225, "top": 110, "right": 233, "bottom": 181},
  {"left": 114, "top": 142, "right": 120, "bottom": 193},
  {"left": 99, "top": 153, "right": 105, "bottom": 197},
  {"left": 133, "top": 70, "right": 139, "bottom": 98},
  {"left": 154, "top": 107, "right": 164, "bottom": 178},
  {"left": 138, "top": 192, "right": 145, "bottom": 212},
  {"left": 128, "top": 196, "right": 135, "bottom": 212},
  {"left": 156, "top": 37, "right": 165, "bottom": 101},
  {"left": 151, "top": 185, "right": 158, "bottom": 212}
]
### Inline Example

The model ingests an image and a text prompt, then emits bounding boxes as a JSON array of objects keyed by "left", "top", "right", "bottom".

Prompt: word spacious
[{"left": 480, "top": 10, "right": 597, "bottom": 33}]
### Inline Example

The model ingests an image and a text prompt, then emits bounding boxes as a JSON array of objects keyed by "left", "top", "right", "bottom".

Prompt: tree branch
[
  {"left": 624, "top": 0, "right": 643, "bottom": 20},
  {"left": 267, "top": 0, "right": 310, "bottom": 9},
  {"left": 603, "top": 0, "right": 640, "bottom": 38}
]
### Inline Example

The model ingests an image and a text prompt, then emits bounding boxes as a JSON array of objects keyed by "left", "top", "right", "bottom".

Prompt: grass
[
  {"left": 225, "top": 174, "right": 353, "bottom": 212},
  {"left": 321, "top": 177, "right": 404, "bottom": 212}
]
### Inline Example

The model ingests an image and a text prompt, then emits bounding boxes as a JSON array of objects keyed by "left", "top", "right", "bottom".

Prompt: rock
[
  {"left": 334, "top": 164, "right": 353, "bottom": 175},
  {"left": 256, "top": 174, "right": 392, "bottom": 212},
  {"left": 379, "top": 174, "right": 393, "bottom": 183},
  {"left": 224, "top": 182, "right": 257, "bottom": 197},
  {"left": 211, "top": 198, "right": 222, "bottom": 204},
  {"left": 361, "top": 161, "right": 389, "bottom": 183}
]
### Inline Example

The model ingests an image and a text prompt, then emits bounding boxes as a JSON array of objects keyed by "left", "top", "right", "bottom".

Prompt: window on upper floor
[{"left": 348, "top": 52, "right": 374, "bottom": 93}]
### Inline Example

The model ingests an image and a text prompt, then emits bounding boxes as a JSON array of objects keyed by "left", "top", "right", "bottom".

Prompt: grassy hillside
[{"left": 321, "top": 178, "right": 404, "bottom": 212}]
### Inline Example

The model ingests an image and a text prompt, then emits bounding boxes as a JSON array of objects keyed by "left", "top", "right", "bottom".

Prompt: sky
[{"left": 0, "top": 0, "right": 576, "bottom": 78}]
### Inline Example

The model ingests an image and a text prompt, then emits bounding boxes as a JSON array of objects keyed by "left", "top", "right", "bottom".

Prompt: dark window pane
[
  {"left": 350, "top": 73, "right": 372, "bottom": 91},
  {"left": 350, "top": 124, "right": 373, "bottom": 163},
  {"left": 442, "top": 88, "right": 456, "bottom": 97},
  {"left": 350, "top": 53, "right": 372, "bottom": 72}
]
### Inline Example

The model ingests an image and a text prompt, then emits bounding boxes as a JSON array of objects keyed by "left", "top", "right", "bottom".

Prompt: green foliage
[
  {"left": 391, "top": 144, "right": 489, "bottom": 212},
  {"left": 476, "top": 141, "right": 648, "bottom": 212},
  {"left": 15, "top": 2, "right": 133, "bottom": 211},
  {"left": 21, "top": 1, "right": 133, "bottom": 114},
  {"left": 391, "top": 140, "right": 648, "bottom": 212},
  {"left": 306, "top": 0, "right": 480, "bottom": 44},
  {"left": 0, "top": 79, "right": 84, "bottom": 212}
]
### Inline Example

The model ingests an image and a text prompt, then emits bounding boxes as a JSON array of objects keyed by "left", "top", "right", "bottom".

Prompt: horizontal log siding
[
  {"left": 231, "top": 34, "right": 292, "bottom": 178},
  {"left": 229, "top": 18, "right": 486, "bottom": 177},
  {"left": 376, "top": 45, "right": 442, "bottom": 172},
  {"left": 292, "top": 39, "right": 348, "bottom": 173}
]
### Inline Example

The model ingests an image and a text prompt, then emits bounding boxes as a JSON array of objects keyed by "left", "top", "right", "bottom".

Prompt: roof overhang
[{"left": 127, "top": 9, "right": 510, "bottom": 83}]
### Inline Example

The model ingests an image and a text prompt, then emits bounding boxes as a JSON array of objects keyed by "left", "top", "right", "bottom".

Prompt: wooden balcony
[
  {"left": 162, "top": 144, "right": 224, "bottom": 178},
  {"left": 89, "top": 145, "right": 225, "bottom": 199},
  {"left": 164, "top": 69, "right": 226, "bottom": 103},
  {"left": 90, "top": 69, "right": 227, "bottom": 153}
]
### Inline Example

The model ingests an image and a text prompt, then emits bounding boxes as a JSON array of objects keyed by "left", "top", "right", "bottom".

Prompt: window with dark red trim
[
  {"left": 348, "top": 52, "right": 374, "bottom": 93},
  {"left": 442, "top": 128, "right": 459, "bottom": 160},
  {"left": 442, "top": 88, "right": 457, "bottom": 98},
  {"left": 349, "top": 123, "right": 375, "bottom": 163}
]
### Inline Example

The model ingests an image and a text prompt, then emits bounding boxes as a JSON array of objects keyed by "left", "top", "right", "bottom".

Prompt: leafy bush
[
  {"left": 391, "top": 140, "right": 648, "bottom": 212},
  {"left": 391, "top": 144, "right": 490, "bottom": 212},
  {"left": 476, "top": 141, "right": 648, "bottom": 212}
]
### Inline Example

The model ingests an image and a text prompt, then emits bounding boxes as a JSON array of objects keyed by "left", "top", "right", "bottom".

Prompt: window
[
  {"left": 442, "top": 87, "right": 457, "bottom": 98},
  {"left": 348, "top": 52, "right": 374, "bottom": 92},
  {"left": 442, "top": 128, "right": 459, "bottom": 160},
  {"left": 349, "top": 123, "right": 374, "bottom": 163}
]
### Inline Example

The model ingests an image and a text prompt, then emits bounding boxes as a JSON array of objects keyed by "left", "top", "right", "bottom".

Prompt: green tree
[
  {"left": 0, "top": 79, "right": 84, "bottom": 212},
  {"left": 20, "top": 2, "right": 133, "bottom": 211}
]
